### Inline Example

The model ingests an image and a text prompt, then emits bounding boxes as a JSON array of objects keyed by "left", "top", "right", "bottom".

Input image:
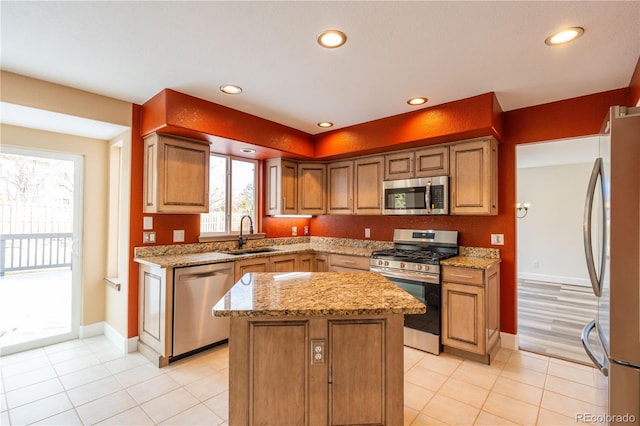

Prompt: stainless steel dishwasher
[{"left": 173, "top": 262, "right": 234, "bottom": 358}]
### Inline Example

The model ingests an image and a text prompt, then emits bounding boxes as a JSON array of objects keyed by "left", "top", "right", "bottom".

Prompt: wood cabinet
[
  {"left": 313, "top": 254, "right": 329, "bottom": 272},
  {"left": 327, "top": 160, "right": 354, "bottom": 215},
  {"left": 384, "top": 146, "right": 449, "bottom": 180},
  {"left": 138, "top": 264, "right": 171, "bottom": 364},
  {"left": 234, "top": 257, "right": 269, "bottom": 281},
  {"left": 143, "top": 133, "right": 210, "bottom": 213},
  {"left": 441, "top": 262, "right": 501, "bottom": 364},
  {"left": 269, "top": 254, "right": 298, "bottom": 272},
  {"left": 328, "top": 253, "right": 370, "bottom": 272},
  {"left": 450, "top": 138, "right": 498, "bottom": 215},
  {"left": 228, "top": 314, "right": 403, "bottom": 425},
  {"left": 298, "top": 162, "right": 326, "bottom": 215},
  {"left": 298, "top": 254, "right": 314, "bottom": 272},
  {"left": 353, "top": 156, "right": 384, "bottom": 215},
  {"left": 265, "top": 158, "right": 298, "bottom": 215}
]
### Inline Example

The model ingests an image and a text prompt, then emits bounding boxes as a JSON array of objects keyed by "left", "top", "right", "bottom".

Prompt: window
[{"left": 201, "top": 154, "right": 257, "bottom": 235}]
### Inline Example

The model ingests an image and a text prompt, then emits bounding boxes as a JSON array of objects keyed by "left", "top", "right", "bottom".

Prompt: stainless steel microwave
[{"left": 382, "top": 176, "right": 449, "bottom": 215}]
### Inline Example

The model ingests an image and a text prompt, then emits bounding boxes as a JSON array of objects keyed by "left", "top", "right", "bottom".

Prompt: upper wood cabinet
[
  {"left": 353, "top": 156, "right": 384, "bottom": 215},
  {"left": 384, "top": 146, "right": 449, "bottom": 180},
  {"left": 265, "top": 158, "right": 298, "bottom": 215},
  {"left": 327, "top": 160, "right": 354, "bottom": 215},
  {"left": 297, "top": 162, "right": 326, "bottom": 215},
  {"left": 450, "top": 138, "right": 498, "bottom": 215},
  {"left": 143, "top": 133, "right": 210, "bottom": 214}
]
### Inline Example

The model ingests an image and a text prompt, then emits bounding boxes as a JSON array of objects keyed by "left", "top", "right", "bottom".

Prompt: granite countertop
[
  {"left": 212, "top": 272, "right": 426, "bottom": 318},
  {"left": 134, "top": 237, "right": 392, "bottom": 269},
  {"left": 440, "top": 256, "right": 501, "bottom": 269}
]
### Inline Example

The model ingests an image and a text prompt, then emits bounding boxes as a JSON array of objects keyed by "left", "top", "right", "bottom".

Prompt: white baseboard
[
  {"left": 500, "top": 332, "right": 518, "bottom": 350},
  {"left": 518, "top": 272, "right": 591, "bottom": 287},
  {"left": 104, "top": 322, "right": 138, "bottom": 354},
  {"left": 78, "top": 322, "right": 104, "bottom": 339}
]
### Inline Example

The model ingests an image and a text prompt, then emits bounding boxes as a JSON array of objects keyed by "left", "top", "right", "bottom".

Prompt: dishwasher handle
[{"left": 179, "top": 268, "right": 233, "bottom": 281}]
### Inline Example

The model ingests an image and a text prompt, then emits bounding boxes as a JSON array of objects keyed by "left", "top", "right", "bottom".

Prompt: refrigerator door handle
[
  {"left": 583, "top": 157, "right": 605, "bottom": 297},
  {"left": 581, "top": 320, "right": 609, "bottom": 376}
]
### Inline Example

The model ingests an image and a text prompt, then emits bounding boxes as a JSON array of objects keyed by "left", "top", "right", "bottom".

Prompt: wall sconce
[{"left": 516, "top": 203, "right": 530, "bottom": 219}]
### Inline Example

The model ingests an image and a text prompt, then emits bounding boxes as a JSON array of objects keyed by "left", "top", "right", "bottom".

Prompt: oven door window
[{"left": 388, "top": 277, "right": 440, "bottom": 336}]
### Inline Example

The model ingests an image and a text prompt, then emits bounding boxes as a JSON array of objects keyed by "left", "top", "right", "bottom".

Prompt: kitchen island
[{"left": 213, "top": 271, "right": 425, "bottom": 425}]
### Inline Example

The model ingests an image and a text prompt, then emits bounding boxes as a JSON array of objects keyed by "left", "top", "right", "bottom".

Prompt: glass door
[{"left": 0, "top": 147, "right": 82, "bottom": 355}]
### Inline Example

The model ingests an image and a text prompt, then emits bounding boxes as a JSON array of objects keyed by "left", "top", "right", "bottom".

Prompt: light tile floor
[{"left": 0, "top": 336, "right": 608, "bottom": 425}]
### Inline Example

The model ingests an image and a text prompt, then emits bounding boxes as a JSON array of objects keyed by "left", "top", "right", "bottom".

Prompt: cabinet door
[
  {"left": 266, "top": 158, "right": 298, "bottom": 215},
  {"left": 329, "top": 320, "right": 385, "bottom": 426},
  {"left": 354, "top": 156, "right": 383, "bottom": 215},
  {"left": 269, "top": 254, "right": 298, "bottom": 272},
  {"left": 384, "top": 151, "right": 414, "bottom": 180},
  {"left": 485, "top": 265, "right": 500, "bottom": 350},
  {"left": 442, "top": 281, "right": 485, "bottom": 355},
  {"left": 415, "top": 146, "right": 449, "bottom": 177},
  {"left": 327, "top": 160, "right": 353, "bottom": 215},
  {"left": 143, "top": 134, "right": 210, "bottom": 214},
  {"left": 298, "top": 163, "right": 326, "bottom": 215},
  {"left": 450, "top": 139, "right": 498, "bottom": 215},
  {"left": 298, "top": 254, "right": 313, "bottom": 272},
  {"left": 139, "top": 266, "right": 167, "bottom": 356},
  {"left": 234, "top": 257, "right": 269, "bottom": 282},
  {"left": 313, "top": 254, "right": 329, "bottom": 272}
]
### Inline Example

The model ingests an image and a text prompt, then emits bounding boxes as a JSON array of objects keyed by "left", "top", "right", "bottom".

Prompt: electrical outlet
[
  {"left": 173, "top": 230, "right": 185, "bottom": 243},
  {"left": 365, "top": 228, "right": 371, "bottom": 238},
  {"left": 143, "top": 231, "right": 156, "bottom": 244},
  {"left": 303, "top": 225, "right": 309, "bottom": 236},
  {"left": 310, "top": 339, "right": 325, "bottom": 364},
  {"left": 491, "top": 234, "right": 504, "bottom": 245},
  {"left": 292, "top": 226, "right": 297, "bottom": 236}
]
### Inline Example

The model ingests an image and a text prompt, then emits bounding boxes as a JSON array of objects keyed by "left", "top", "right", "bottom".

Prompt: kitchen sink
[{"left": 220, "top": 247, "right": 278, "bottom": 255}]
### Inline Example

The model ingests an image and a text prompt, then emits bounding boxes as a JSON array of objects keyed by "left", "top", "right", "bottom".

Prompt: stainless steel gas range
[{"left": 370, "top": 229, "right": 459, "bottom": 354}]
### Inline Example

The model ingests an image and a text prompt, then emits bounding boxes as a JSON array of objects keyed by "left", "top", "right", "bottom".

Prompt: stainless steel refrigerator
[{"left": 582, "top": 105, "right": 640, "bottom": 423}]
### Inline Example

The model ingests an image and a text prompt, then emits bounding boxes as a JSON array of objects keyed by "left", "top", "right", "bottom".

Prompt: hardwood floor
[{"left": 518, "top": 279, "right": 598, "bottom": 365}]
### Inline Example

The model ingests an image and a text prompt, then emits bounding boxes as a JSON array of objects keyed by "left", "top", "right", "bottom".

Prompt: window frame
[{"left": 200, "top": 153, "right": 258, "bottom": 238}]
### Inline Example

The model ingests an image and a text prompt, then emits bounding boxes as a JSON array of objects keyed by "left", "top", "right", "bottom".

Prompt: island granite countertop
[{"left": 212, "top": 272, "right": 426, "bottom": 318}]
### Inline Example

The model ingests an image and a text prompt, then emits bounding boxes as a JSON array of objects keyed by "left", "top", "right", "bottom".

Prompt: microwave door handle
[
  {"left": 583, "top": 157, "right": 603, "bottom": 297},
  {"left": 425, "top": 181, "right": 431, "bottom": 213}
]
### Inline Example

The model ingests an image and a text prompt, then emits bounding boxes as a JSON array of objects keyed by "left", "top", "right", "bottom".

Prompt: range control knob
[
  {"left": 416, "top": 264, "right": 423, "bottom": 271},
  {"left": 400, "top": 262, "right": 405, "bottom": 269}
]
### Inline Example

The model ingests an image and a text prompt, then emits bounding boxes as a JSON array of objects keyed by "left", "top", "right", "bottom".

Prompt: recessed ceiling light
[
  {"left": 220, "top": 84, "right": 243, "bottom": 95},
  {"left": 240, "top": 148, "right": 256, "bottom": 154},
  {"left": 545, "top": 27, "right": 584, "bottom": 46},
  {"left": 317, "top": 121, "right": 334, "bottom": 128},
  {"left": 317, "top": 30, "right": 347, "bottom": 48},
  {"left": 407, "top": 97, "right": 428, "bottom": 106}
]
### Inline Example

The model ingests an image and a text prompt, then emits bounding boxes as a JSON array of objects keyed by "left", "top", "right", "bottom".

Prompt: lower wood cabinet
[
  {"left": 234, "top": 257, "right": 269, "bottom": 281},
  {"left": 441, "top": 263, "right": 500, "bottom": 364},
  {"left": 328, "top": 253, "right": 370, "bottom": 272},
  {"left": 313, "top": 254, "right": 329, "bottom": 272},
  {"left": 228, "top": 315, "right": 403, "bottom": 425},
  {"left": 269, "top": 254, "right": 298, "bottom": 272}
]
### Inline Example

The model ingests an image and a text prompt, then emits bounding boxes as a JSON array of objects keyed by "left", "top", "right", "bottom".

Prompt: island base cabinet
[{"left": 228, "top": 315, "right": 403, "bottom": 425}]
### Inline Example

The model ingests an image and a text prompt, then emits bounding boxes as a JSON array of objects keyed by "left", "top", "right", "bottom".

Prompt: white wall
[{"left": 517, "top": 136, "right": 603, "bottom": 287}]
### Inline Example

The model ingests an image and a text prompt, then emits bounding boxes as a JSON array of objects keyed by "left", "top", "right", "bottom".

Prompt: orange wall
[{"left": 130, "top": 82, "right": 634, "bottom": 337}]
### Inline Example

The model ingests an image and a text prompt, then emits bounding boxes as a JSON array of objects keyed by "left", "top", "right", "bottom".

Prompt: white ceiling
[{"left": 2, "top": 1, "right": 639, "bottom": 136}]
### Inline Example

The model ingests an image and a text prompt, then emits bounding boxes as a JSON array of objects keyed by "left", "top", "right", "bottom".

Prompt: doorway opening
[
  {"left": 0, "top": 148, "right": 82, "bottom": 355},
  {"left": 516, "top": 137, "right": 599, "bottom": 365}
]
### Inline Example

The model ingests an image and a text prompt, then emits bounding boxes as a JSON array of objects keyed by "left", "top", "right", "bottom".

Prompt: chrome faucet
[{"left": 238, "top": 215, "right": 254, "bottom": 249}]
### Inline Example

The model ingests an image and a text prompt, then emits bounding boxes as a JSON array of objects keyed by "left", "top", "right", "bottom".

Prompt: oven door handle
[{"left": 370, "top": 266, "right": 440, "bottom": 284}]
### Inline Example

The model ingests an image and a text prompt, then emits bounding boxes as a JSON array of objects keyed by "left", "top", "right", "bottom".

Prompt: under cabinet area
[
  {"left": 441, "top": 262, "right": 500, "bottom": 364},
  {"left": 449, "top": 138, "right": 498, "bottom": 215},
  {"left": 143, "top": 133, "right": 210, "bottom": 214}
]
